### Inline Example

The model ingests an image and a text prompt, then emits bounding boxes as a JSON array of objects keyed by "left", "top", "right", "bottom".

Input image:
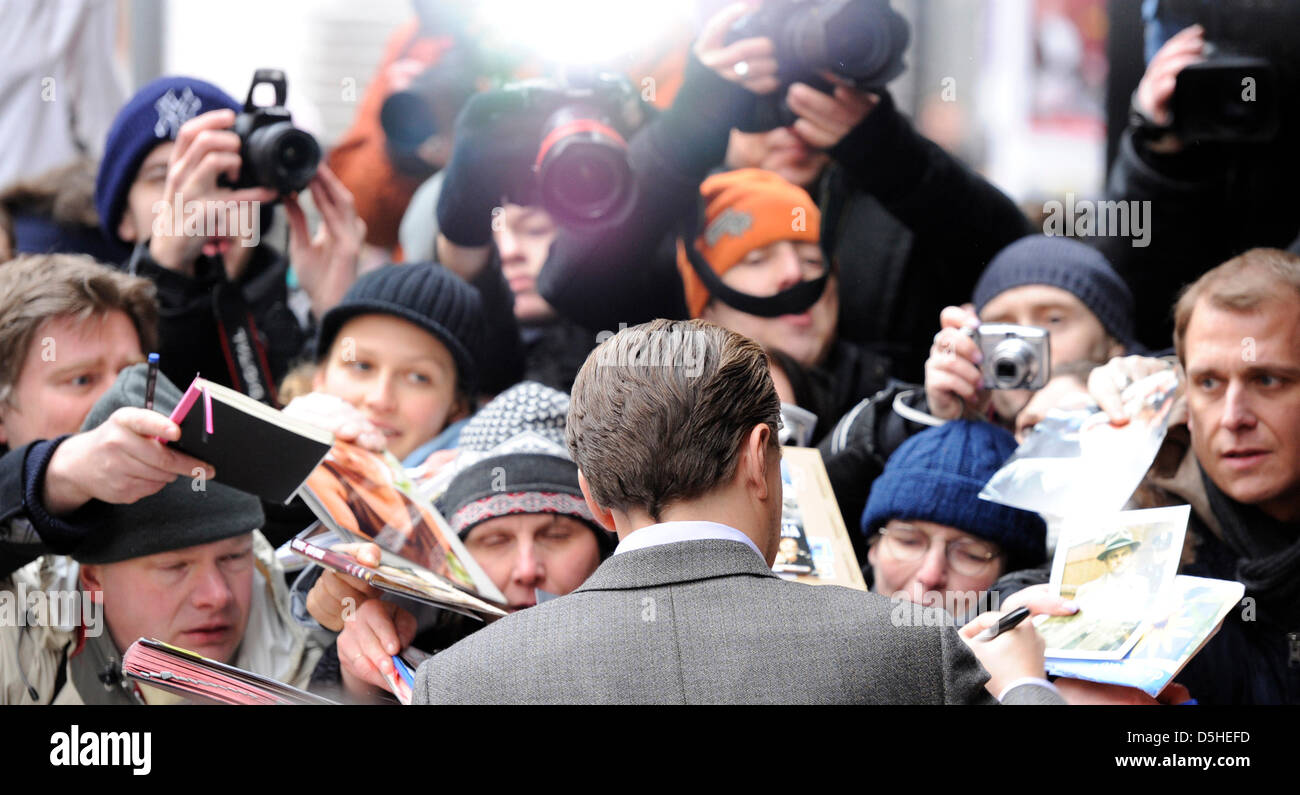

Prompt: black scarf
[{"left": 1201, "top": 465, "right": 1300, "bottom": 631}]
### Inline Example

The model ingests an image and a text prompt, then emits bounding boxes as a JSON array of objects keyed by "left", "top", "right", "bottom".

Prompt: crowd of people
[{"left": 1, "top": 1, "right": 1297, "bottom": 705}]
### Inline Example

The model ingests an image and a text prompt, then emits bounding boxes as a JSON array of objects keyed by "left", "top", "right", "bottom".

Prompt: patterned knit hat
[
  {"left": 973, "top": 235, "right": 1136, "bottom": 349},
  {"left": 435, "top": 382, "right": 613, "bottom": 556},
  {"left": 316, "top": 262, "right": 483, "bottom": 393},
  {"left": 861, "top": 420, "right": 1047, "bottom": 572},
  {"left": 95, "top": 76, "right": 241, "bottom": 246}
]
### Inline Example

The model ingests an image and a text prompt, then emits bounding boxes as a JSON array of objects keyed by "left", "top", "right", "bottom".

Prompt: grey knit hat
[
  {"left": 435, "top": 382, "right": 612, "bottom": 556},
  {"left": 973, "top": 235, "right": 1136, "bottom": 349},
  {"left": 71, "top": 363, "right": 265, "bottom": 564}
]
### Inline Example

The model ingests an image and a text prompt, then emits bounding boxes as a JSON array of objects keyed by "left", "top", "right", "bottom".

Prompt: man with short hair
[
  {"left": 1, "top": 364, "right": 323, "bottom": 704},
  {"left": 0, "top": 255, "right": 322, "bottom": 703},
  {"left": 0, "top": 253, "right": 204, "bottom": 574},
  {"left": 820, "top": 234, "right": 1135, "bottom": 547},
  {"left": 414, "top": 319, "right": 1062, "bottom": 704},
  {"left": 1165, "top": 248, "right": 1300, "bottom": 704}
]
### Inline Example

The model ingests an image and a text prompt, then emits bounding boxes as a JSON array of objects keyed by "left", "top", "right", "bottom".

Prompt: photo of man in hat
[{"left": 1073, "top": 532, "right": 1148, "bottom": 616}]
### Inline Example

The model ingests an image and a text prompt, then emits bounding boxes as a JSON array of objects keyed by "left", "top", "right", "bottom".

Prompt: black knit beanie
[
  {"left": 973, "top": 235, "right": 1136, "bottom": 350},
  {"left": 316, "top": 263, "right": 484, "bottom": 393},
  {"left": 71, "top": 364, "right": 266, "bottom": 565}
]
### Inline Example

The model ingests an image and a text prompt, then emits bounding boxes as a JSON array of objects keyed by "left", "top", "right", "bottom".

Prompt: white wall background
[{"left": 161, "top": 0, "right": 411, "bottom": 146}]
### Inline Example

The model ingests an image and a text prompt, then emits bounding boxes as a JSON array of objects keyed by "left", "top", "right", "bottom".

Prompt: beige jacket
[{"left": 0, "top": 531, "right": 324, "bottom": 704}]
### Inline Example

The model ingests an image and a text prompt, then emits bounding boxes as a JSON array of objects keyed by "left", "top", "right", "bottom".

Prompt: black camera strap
[
  {"left": 679, "top": 205, "right": 829, "bottom": 318},
  {"left": 211, "top": 281, "right": 278, "bottom": 407}
]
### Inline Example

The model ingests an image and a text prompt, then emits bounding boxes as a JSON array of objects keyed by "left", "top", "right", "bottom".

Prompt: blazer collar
[{"left": 575, "top": 538, "right": 777, "bottom": 593}]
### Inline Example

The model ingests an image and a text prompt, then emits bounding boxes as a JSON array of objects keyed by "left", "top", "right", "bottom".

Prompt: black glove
[
  {"left": 436, "top": 90, "right": 540, "bottom": 247},
  {"left": 645, "top": 52, "right": 758, "bottom": 181}
]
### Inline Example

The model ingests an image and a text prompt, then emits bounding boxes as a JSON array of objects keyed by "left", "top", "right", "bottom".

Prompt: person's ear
[
  {"left": 742, "top": 423, "right": 776, "bottom": 502},
  {"left": 866, "top": 538, "right": 879, "bottom": 568},
  {"left": 1106, "top": 336, "right": 1126, "bottom": 360},
  {"left": 79, "top": 565, "right": 105, "bottom": 605},
  {"left": 0, "top": 406, "right": 9, "bottom": 447},
  {"left": 577, "top": 471, "right": 617, "bottom": 534},
  {"left": 117, "top": 210, "right": 139, "bottom": 244},
  {"left": 448, "top": 388, "right": 472, "bottom": 424},
  {"left": 311, "top": 362, "right": 327, "bottom": 392}
]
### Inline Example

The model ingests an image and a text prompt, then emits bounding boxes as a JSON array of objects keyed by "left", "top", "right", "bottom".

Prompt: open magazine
[
  {"left": 290, "top": 524, "right": 506, "bottom": 621},
  {"left": 980, "top": 368, "right": 1179, "bottom": 518},
  {"left": 298, "top": 440, "right": 508, "bottom": 610},
  {"left": 122, "top": 638, "right": 337, "bottom": 705}
]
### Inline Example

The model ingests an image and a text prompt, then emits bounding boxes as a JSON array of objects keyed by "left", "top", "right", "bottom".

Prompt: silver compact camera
[{"left": 966, "top": 323, "right": 1050, "bottom": 390}]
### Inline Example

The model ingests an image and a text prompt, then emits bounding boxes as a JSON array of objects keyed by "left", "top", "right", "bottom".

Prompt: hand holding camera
[
  {"left": 150, "top": 69, "right": 321, "bottom": 275},
  {"left": 148, "top": 109, "right": 279, "bottom": 274},
  {"left": 437, "top": 73, "right": 645, "bottom": 244},
  {"left": 925, "top": 305, "right": 1051, "bottom": 421},
  {"left": 925, "top": 305, "right": 988, "bottom": 421},
  {"left": 1132, "top": 24, "right": 1205, "bottom": 153},
  {"left": 695, "top": 1, "right": 782, "bottom": 96}
]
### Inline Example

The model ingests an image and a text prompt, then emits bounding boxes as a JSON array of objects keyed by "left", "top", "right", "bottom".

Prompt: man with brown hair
[
  {"left": 0, "top": 253, "right": 209, "bottom": 575},
  {"left": 0, "top": 255, "right": 324, "bottom": 703},
  {"left": 414, "top": 319, "right": 1061, "bottom": 704}
]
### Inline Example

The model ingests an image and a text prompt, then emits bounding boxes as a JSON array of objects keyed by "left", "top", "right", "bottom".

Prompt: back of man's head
[
  {"left": 1174, "top": 248, "right": 1300, "bottom": 363},
  {"left": 566, "top": 319, "right": 780, "bottom": 521}
]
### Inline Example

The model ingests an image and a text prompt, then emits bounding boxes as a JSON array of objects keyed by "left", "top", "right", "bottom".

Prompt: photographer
[
  {"left": 430, "top": 175, "right": 597, "bottom": 394},
  {"left": 530, "top": 0, "right": 1033, "bottom": 384},
  {"left": 1098, "top": 5, "right": 1300, "bottom": 350},
  {"left": 94, "top": 76, "right": 366, "bottom": 403},
  {"left": 819, "top": 235, "right": 1135, "bottom": 547}
]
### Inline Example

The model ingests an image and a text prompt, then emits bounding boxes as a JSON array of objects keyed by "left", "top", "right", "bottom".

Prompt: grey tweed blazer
[{"left": 414, "top": 538, "right": 1061, "bottom": 705}]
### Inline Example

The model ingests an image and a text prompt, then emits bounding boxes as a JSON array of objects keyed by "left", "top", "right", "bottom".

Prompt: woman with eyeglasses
[{"left": 860, "top": 420, "right": 1049, "bottom": 623}]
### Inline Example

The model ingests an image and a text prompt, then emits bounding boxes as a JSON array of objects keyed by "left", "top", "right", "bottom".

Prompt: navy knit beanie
[
  {"left": 861, "top": 420, "right": 1047, "bottom": 572},
  {"left": 95, "top": 76, "right": 241, "bottom": 246},
  {"left": 973, "top": 235, "right": 1136, "bottom": 349},
  {"left": 316, "top": 263, "right": 484, "bottom": 393}
]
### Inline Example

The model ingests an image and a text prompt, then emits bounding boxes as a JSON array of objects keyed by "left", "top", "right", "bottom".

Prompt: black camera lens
[
  {"left": 246, "top": 122, "right": 321, "bottom": 194},
  {"left": 535, "top": 106, "right": 633, "bottom": 227}
]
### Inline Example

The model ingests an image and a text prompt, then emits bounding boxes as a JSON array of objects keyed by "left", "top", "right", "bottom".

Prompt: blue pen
[
  {"left": 392, "top": 655, "right": 415, "bottom": 688},
  {"left": 144, "top": 353, "right": 160, "bottom": 410}
]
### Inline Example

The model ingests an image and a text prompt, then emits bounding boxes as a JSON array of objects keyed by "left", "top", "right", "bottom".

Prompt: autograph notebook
[{"left": 166, "top": 376, "right": 334, "bottom": 505}]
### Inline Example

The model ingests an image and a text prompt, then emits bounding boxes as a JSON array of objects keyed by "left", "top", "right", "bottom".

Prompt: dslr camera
[
  {"left": 726, "top": 0, "right": 910, "bottom": 131},
  {"left": 224, "top": 69, "right": 321, "bottom": 194},
  {"left": 1158, "top": 0, "right": 1300, "bottom": 144},
  {"left": 966, "top": 324, "right": 1050, "bottom": 391},
  {"left": 496, "top": 71, "right": 649, "bottom": 229}
]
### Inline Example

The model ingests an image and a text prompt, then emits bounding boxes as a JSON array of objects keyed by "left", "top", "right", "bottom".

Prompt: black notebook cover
[{"left": 166, "top": 378, "right": 334, "bottom": 504}]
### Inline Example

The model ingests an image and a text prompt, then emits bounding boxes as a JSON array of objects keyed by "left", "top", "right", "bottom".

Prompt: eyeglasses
[{"left": 878, "top": 524, "right": 1002, "bottom": 577}]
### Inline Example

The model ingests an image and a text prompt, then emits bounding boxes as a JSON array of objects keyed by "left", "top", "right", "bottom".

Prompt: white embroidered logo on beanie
[{"left": 153, "top": 88, "right": 202, "bottom": 138}]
